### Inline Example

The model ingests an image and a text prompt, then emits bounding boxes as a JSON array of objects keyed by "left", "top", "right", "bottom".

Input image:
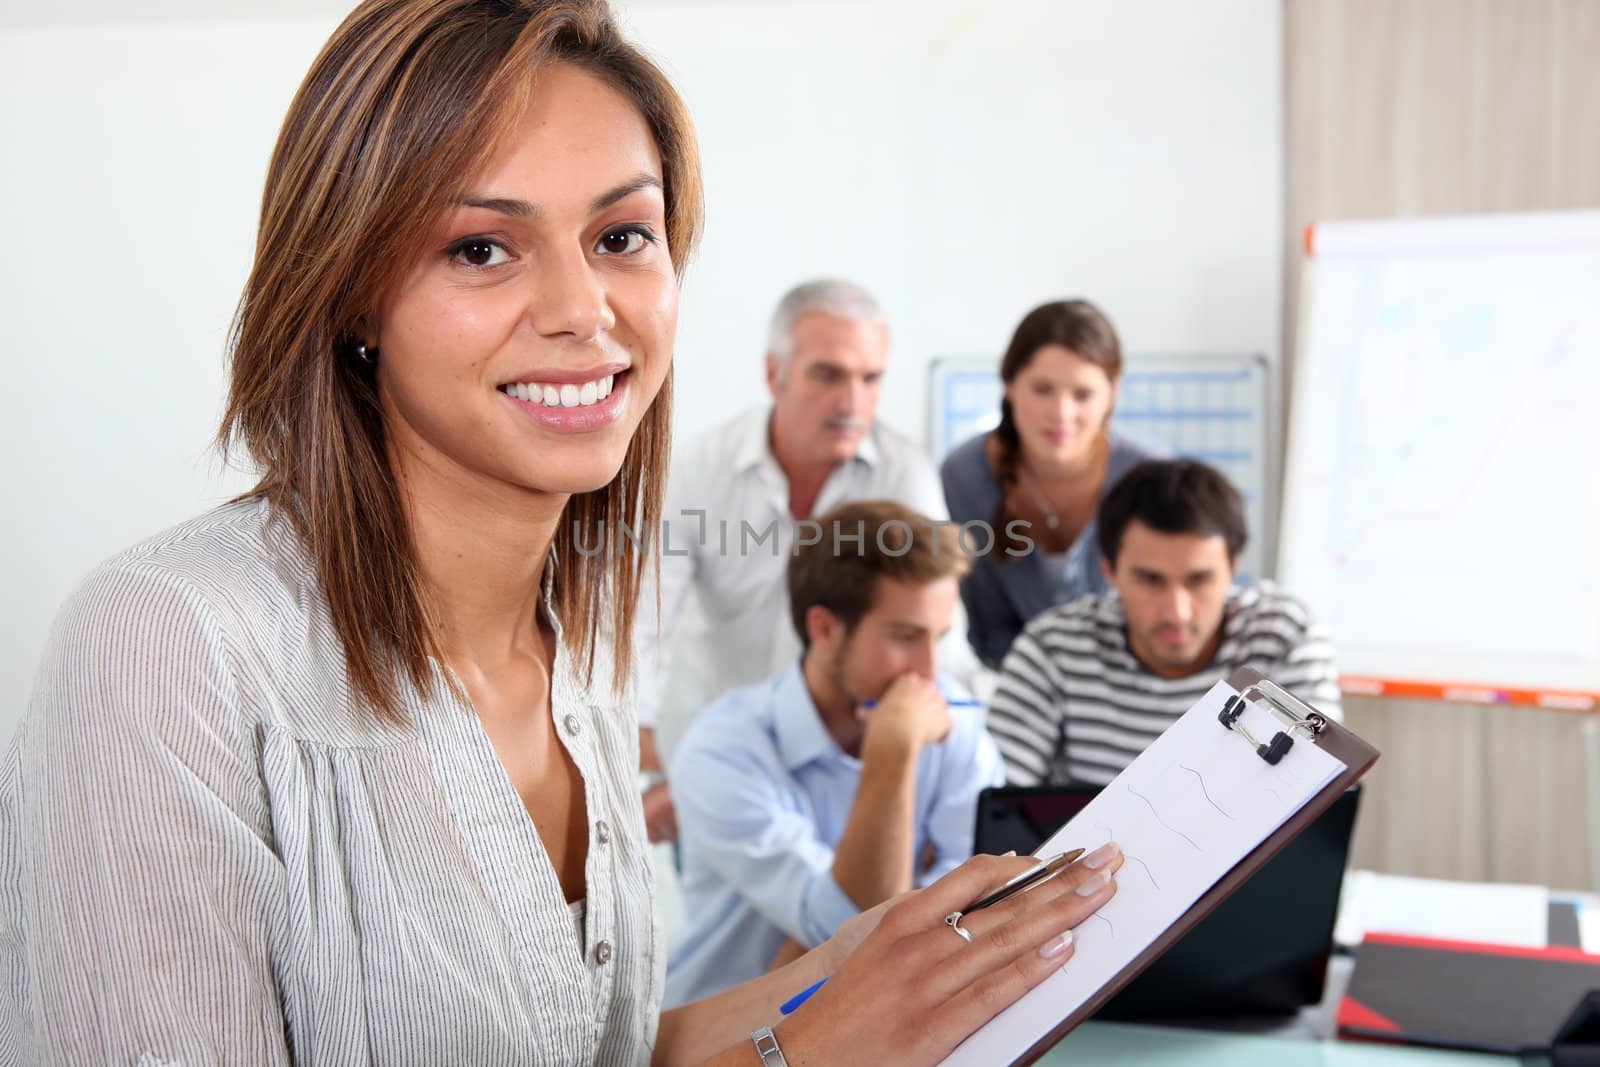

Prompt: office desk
[
  {"left": 1037, "top": 1021, "right": 1543, "bottom": 1065},
  {"left": 1028, "top": 952, "right": 1552, "bottom": 1066}
]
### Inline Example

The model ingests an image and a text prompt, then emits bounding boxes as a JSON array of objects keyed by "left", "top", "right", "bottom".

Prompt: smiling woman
[
  {"left": 0, "top": 2, "right": 1119, "bottom": 1065},
  {"left": 225, "top": 6, "right": 697, "bottom": 720}
]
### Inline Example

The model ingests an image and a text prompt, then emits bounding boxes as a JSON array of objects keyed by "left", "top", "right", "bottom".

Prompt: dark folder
[{"left": 1339, "top": 932, "right": 1600, "bottom": 1054}]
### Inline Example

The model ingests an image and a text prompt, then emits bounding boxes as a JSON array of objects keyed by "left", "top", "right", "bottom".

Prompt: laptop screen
[
  {"left": 974, "top": 783, "right": 1363, "bottom": 1020},
  {"left": 973, "top": 785, "right": 1095, "bottom": 858}
]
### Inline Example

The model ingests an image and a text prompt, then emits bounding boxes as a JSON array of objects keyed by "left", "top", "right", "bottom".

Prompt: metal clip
[{"left": 1218, "top": 682, "right": 1327, "bottom": 765}]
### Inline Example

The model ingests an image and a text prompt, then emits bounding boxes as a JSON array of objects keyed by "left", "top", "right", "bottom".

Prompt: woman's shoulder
[
  {"left": 940, "top": 432, "right": 998, "bottom": 490},
  {"left": 74, "top": 498, "right": 312, "bottom": 617},
  {"left": 27, "top": 502, "right": 294, "bottom": 734},
  {"left": 1106, "top": 428, "right": 1171, "bottom": 472},
  {"left": 43, "top": 499, "right": 326, "bottom": 698},
  {"left": 37, "top": 499, "right": 402, "bottom": 747},
  {"left": 939, "top": 433, "right": 1001, "bottom": 519}
]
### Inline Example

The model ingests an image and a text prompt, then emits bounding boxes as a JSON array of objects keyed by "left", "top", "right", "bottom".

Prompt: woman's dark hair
[
  {"left": 1096, "top": 459, "right": 1248, "bottom": 568},
  {"left": 990, "top": 298, "right": 1123, "bottom": 534}
]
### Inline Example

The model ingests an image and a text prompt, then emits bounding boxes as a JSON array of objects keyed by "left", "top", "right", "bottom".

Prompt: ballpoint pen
[
  {"left": 779, "top": 848, "right": 1087, "bottom": 1015},
  {"left": 859, "top": 698, "right": 983, "bottom": 709},
  {"left": 955, "top": 848, "right": 1086, "bottom": 917}
]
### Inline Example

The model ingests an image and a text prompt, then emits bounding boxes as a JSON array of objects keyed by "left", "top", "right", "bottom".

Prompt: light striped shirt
[
  {"left": 988, "top": 582, "right": 1342, "bottom": 786},
  {"left": 0, "top": 500, "right": 663, "bottom": 1065}
]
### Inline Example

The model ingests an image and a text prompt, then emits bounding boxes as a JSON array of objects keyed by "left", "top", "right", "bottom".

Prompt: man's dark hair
[
  {"left": 1096, "top": 459, "right": 1248, "bottom": 568},
  {"left": 787, "top": 500, "right": 969, "bottom": 651}
]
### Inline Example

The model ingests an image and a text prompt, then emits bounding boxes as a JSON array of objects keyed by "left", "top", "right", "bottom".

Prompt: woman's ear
[{"left": 1103, "top": 376, "right": 1120, "bottom": 424}]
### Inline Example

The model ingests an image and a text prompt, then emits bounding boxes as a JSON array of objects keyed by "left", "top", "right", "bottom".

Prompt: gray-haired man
[{"left": 634, "top": 279, "right": 975, "bottom": 841}]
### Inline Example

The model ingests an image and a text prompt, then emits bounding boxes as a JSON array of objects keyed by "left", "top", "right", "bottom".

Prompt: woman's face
[
  {"left": 1004, "top": 343, "right": 1116, "bottom": 470},
  {"left": 373, "top": 62, "right": 676, "bottom": 503}
]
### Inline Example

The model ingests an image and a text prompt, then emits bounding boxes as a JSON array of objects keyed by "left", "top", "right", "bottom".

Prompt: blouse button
[
  {"left": 563, "top": 713, "right": 582, "bottom": 736},
  {"left": 595, "top": 940, "right": 613, "bottom": 966},
  {"left": 596, "top": 820, "right": 611, "bottom": 845}
]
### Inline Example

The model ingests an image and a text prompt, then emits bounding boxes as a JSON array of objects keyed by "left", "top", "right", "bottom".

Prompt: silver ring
[{"left": 944, "top": 911, "right": 973, "bottom": 943}]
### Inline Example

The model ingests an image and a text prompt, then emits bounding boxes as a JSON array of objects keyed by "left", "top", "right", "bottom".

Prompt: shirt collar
[
  {"left": 770, "top": 662, "right": 841, "bottom": 771},
  {"left": 732, "top": 408, "right": 773, "bottom": 473},
  {"left": 1216, "top": 582, "right": 1254, "bottom": 642},
  {"left": 853, "top": 424, "right": 881, "bottom": 467}
]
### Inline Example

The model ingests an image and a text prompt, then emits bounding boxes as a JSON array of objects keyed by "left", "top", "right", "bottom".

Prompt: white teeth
[{"left": 506, "top": 373, "right": 621, "bottom": 408}]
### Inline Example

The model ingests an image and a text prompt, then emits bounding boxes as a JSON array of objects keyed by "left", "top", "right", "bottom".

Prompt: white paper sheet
[
  {"left": 1334, "top": 871, "right": 1549, "bottom": 949},
  {"left": 1580, "top": 902, "right": 1600, "bottom": 954},
  {"left": 940, "top": 680, "right": 1347, "bottom": 1067}
]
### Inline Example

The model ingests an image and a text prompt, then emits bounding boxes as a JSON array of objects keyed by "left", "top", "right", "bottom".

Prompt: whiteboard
[
  {"left": 928, "top": 354, "right": 1271, "bottom": 582},
  {"left": 1279, "top": 211, "right": 1600, "bottom": 695}
]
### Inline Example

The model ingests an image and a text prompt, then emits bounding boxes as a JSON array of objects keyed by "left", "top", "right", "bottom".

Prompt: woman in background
[
  {"left": 942, "top": 300, "right": 1163, "bottom": 668},
  {"left": 0, "top": 2, "right": 1120, "bottom": 1064}
]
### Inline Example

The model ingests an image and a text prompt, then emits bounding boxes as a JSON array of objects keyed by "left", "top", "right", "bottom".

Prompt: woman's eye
[
  {"left": 449, "top": 238, "right": 510, "bottom": 268},
  {"left": 596, "top": 227, "right": 652, "bottom": 256}
]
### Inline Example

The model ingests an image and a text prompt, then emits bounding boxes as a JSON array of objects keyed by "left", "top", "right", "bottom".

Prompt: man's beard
[{"left": 827, "top": 644, "right": 871, "bottom": 728}]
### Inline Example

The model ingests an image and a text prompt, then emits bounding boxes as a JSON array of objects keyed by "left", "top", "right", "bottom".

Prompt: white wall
[
  {"left": 622, "top": 0, "right": 1284, "bottom": 440},
  {"left": 0, "top": 0, "right": 1281, "bottom": 746}
]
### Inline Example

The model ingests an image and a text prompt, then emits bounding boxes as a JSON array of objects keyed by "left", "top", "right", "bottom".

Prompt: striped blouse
[
  {"left": 0, "top": 500, "right": 662, "bottom": 1065},
  {"left": 988, "top": 582, "right": 1343, "bottom": 786}
]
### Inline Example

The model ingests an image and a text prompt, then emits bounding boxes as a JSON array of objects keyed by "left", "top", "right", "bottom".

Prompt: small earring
[{"left": 353, "top": 341, "right": 377, "bottom": 364}]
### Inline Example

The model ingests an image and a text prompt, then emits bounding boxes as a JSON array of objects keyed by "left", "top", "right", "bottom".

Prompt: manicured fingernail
[
  {"left": 1038, "top": 929, "right": 1074, "bottom": 959},
  {"left": 1001, "top": 850, "right": 1017, "bottom": 857},
  {"left": 1076, "top": 868, "right": 1113, "bottom": 896},
  {"left": 1081, "top": 842, "right": 1121, "bottom": 870}
]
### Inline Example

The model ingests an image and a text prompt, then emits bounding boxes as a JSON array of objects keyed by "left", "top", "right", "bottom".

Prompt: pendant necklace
[{"left": 1022, "top": 466, "right": 1062, "bottom": 530}]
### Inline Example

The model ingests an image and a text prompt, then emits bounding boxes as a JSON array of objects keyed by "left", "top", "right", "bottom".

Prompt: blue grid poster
[{"left": 927, "top": 354, "right": 1270, "bottom": 581}]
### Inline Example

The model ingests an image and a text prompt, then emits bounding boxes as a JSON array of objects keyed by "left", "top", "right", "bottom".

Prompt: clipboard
[{"left": 948, "top": 666, "right": 1380, "bottom": 1066}]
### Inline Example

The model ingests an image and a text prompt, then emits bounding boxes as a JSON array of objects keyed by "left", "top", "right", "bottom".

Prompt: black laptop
[{"left": 974, "top": 782, "right": 1362, "bottom": 1021}]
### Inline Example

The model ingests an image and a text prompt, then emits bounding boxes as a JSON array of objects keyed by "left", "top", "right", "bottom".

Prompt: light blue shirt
[{"left": 663, "top": 664, "right": 1004, "bottom": 1007}]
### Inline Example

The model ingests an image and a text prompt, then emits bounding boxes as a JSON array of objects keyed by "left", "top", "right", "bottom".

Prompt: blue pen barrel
[
  {"left": 779, "top": 976, "right": 828, "bottom": 1015},
  {"left": 859, "top": 698, "right": 983, "bottom": 709}
]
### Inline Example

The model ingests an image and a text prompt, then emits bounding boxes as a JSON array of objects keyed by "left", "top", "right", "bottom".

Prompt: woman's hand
[
  {"left": 810, "top": 889, "right": 910, "bottom": 975},
  {"left": 774, "top": 846, "right": 1123, "bottom": 1066}
]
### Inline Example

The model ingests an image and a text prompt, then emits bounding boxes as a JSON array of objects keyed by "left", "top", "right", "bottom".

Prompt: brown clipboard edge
[{"left": 1007, "top": 666, "right": 1382, "bottom": 1067}]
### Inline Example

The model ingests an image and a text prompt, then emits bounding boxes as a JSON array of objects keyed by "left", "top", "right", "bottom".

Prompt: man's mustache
[{"left": 823, "top": 415, "right": 868, "bottom": 433}]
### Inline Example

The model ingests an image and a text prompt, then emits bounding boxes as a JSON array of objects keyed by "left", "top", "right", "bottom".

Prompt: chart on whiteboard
[{"left": 1280, "top": 219, "right": 1600, "bottom": 693}]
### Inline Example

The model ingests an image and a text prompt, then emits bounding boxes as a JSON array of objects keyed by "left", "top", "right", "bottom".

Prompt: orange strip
[
  {"left": 1339, "top": 675, "right": 1600, "bottom": 712},
  {"left": 1303, "top": 221, "right": 1317, "bottom": 256}
]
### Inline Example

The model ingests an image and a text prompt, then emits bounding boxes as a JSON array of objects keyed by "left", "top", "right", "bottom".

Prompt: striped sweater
[{"left": 988, "top": 582, "right": 1341, "bottom": 786}]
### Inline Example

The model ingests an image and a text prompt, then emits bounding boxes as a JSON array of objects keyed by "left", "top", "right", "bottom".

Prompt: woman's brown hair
[
  {"left": 990, "top": 298, "right": 1122, "bottom": 537},
  {"left": 220, "top": 0, "right": 703, "bottom": 720}
]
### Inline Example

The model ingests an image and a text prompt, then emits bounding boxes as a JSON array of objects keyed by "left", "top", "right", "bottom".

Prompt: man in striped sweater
[{"left": 988, "top": 459, "right": 1341, "bottom": 786}]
